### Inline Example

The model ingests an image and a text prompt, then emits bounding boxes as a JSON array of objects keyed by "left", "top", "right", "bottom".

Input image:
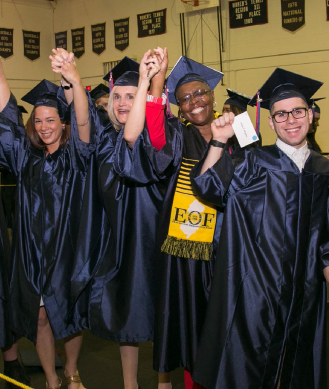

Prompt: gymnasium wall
[{"left": 1, "top": 0, "right": 329, "bottom": 149}]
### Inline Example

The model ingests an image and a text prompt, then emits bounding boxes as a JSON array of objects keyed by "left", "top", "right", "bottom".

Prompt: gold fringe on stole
[{"left": 161, "top": 235, "right": 213, "bottom": 261}]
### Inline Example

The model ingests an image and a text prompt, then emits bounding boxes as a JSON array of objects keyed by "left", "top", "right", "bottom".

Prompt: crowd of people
[{"left": 0, "top": 46, "right": 328, "bottom": 389}]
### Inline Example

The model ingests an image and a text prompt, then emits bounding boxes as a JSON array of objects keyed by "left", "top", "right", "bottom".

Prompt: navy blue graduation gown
[
  {"left": 190, "top": 146, "right": 329, "bottom": 389},
  {"left": 80, "top": 105, "right": 165, "bottom": 343},
  {"left": 0, "top": 94, "right": 95, "bottom": 342},
  {"left": 126, "top": 119, "right": 223, "bottom": 373},
  {"left": 0, "top": 191, "right": 14, "bottom": 348}
]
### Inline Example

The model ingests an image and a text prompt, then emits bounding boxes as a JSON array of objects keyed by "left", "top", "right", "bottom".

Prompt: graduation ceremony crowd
[{"left": 0, "top": 44, "right": 328, "bottom": 389}]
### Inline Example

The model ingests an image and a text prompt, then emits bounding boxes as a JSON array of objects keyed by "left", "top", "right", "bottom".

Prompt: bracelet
[
  {"left": 61, "top": 79, "right": 72, "bottom": 90},
  {"left": 209, "top": 139, "right": 226, "bottom": 148}
]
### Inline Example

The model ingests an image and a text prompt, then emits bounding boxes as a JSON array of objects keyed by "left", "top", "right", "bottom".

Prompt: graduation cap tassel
[
  {"left": 110, "top": 72, "right": 113, "bottom": 93},
  {"left": 255, "top": 91, "right": 261, "bottom": 136},
  {"left": 310, "top": 100, "right": 316, "bottom": 131}
]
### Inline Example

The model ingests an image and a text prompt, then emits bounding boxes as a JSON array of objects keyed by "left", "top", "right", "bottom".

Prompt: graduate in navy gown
[
  {"left": 0, "top": 53, "right": 93, "bottom": 389},
  {"left": 190, "top": 69, "right": 329, "bottom": 389},
  {"left": 119, "top": 56, "right": 226, "bottom": 389},
  {"left": 0, "top": 186, "right": 30, "bottom": 388},
  {"left": 52, "top": 48, "right": 169, "bottom": 389}
]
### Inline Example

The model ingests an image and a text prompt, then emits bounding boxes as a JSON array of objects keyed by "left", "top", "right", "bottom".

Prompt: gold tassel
[{"left": 161, "top": 235, "right": 212, "bottom": 261}]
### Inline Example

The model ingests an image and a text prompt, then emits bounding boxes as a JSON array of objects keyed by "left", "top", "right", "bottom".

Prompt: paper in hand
[{"left": 232, "top": 112, "right": 259, "bottom": 148}]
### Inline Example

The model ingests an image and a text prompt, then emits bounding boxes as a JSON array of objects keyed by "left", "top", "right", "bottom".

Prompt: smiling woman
[
  {"left": 108, "top": 83, "right": 138, "bottom": 131},
  {"left": 107, "top": 73, "right": 139, "bottom": 131},
  {"left": 25, "top": 105, "right": 68, "bottom": 154},
  {"left": 0, "top": 52, "right": 93, "bottom": 389}
]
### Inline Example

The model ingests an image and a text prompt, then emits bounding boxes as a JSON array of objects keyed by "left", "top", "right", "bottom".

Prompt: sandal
[
  {"left": 46, "top": 376, "right": 62, "bottom": 389},
  {"left": 65, "top": 370, "right": 85, "bottom": 388}
]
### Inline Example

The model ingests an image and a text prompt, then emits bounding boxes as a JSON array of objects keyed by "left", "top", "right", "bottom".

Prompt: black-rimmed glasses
[
  {"left": 272, "top": 107, "right": 308, "bottom": 123},
  {"left": 177, "top": 89, "right": 211, "bottom": 106}
]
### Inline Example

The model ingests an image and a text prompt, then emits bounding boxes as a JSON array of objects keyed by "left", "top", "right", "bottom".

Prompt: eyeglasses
[
  {"left": 177, "top": 89, "right": 211, "bottom": 106},
  {"left": 272, "top": 107, "right": 308, "bottom": 123}
]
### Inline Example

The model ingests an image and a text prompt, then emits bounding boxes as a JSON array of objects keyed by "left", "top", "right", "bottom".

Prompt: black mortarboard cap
[
  {"left": 90, "top": 83, "right": 109, "bottom": 101},
  {"left": 249, "top": 68, "right": 323, "bottom": 111},
  {"left": 166, "top": 56, "right": 223, "bottom": 105},
  {"left": 22, "top": 79, "right": 59, "bottom": 109},
  {"left": 224, "top": 88, "right": 252, "bottom": 111},
  {"left": 113, "top": 71, "right": 139, "bottom": 88},
  {"left": 307, "top": 97, "right": 325, "bottom": 114},
  {"left": 22, "top": 79, "right": 69, "bottom": 120},
  {"left": 18, "top": 105, "right": 28, "bottom": 114},
  {"left": 103, "top": 56, "right": 140, "bottom": 83}
]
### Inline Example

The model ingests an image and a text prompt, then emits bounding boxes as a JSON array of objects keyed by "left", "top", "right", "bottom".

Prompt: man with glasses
[{"left": 190, "top": 68, "right": 329, "bottom": 389}]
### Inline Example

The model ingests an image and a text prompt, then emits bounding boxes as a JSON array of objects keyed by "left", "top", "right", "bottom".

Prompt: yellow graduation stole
[{"left": 161, "top": 114, "right": 220, "bottom": 261}]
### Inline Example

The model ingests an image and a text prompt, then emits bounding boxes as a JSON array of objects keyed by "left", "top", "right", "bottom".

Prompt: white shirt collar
[{"left": 276, "top": 138, "right": 310, "bottom": 172}]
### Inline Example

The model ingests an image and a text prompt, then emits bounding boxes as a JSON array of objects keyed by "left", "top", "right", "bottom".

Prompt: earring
[
  {"left": 179, "top": 113, "right": 185, "bottom": 120},
  {"left": 62, "top": 125, "right": 66, "bottom": 130},
  {"left": 213, "top": 101, "right": 217, "bottom": 107}
]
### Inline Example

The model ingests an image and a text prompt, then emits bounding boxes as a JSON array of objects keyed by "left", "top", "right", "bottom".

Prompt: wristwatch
[
  {"left": 209, "top": 139, "right": 226, "bottom": 148},
  {"left": 61, "top": 79, "right": 72, "bottom": 90}
]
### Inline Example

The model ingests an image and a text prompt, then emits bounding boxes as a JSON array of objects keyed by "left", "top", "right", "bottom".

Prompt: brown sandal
[
  {"left": 46, "top": 376, "right": 62, "bottom": 389},
  {"left": 65, "top": 370, "right": 85, "bottom": 388}
]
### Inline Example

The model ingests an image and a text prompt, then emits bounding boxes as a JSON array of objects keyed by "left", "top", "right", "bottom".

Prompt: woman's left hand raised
[{"left": 139, "top": 49, "right": 161, "bottom": 83}]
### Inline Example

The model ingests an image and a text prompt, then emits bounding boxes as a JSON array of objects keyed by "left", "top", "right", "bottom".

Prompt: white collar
[{"left": 276, "top": 138, "right": 309, "bottom": 158}]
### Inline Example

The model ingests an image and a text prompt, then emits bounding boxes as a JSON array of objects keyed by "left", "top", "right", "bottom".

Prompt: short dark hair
[{"left": 25, "top": 107, "right": 70, "bottom": 150}]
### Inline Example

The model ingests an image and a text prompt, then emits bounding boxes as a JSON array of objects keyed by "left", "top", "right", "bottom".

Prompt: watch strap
[{"left": 209, "top": 139, "right": 226, "bottom": 148}]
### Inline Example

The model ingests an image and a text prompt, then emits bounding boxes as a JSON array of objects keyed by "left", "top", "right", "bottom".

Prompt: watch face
[{"left": 62, "top": 85, "right": 71, "bottom": 90}]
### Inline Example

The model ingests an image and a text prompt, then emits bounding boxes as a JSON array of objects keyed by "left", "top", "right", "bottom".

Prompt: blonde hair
[{"left": 107, "top": 85, "right": 138, "bottom": 132}]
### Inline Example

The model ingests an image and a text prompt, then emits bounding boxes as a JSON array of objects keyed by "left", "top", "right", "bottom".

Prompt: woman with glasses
[{"left": 118, "top": 56, "right": 227, "bottom": 389}]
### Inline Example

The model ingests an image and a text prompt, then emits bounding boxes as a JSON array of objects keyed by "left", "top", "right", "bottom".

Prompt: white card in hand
[{"left": 232, "top": 111, "right": 259, "bottom": 148}]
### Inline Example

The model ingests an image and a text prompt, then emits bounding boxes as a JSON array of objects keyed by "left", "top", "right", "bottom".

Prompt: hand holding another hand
[{"left": 49, "top": 48, "right": 79, "bottom": 86}]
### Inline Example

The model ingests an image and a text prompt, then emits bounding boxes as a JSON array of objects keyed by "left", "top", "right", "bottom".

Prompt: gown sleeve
[
  {"left": 319, "top": 193, "right": 329, "bottom": 270},
  {"left": 67, "top": 92, "right": 98, "bottom": 168},
  {"left": 114, "top": 115, "right": 182, "bottom": 183},
  {"left": 191, "top": 148, "right": 258, "bottom": 208},
  {"left": 0, "top": 93, "right": 28, "bottom": 174},
  {"left": 145, "top": 95, "right": 166, "bottom": 151}
]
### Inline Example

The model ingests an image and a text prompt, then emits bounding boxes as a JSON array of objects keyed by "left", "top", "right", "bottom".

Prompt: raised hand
[
  {"left": 211, "top": 112, "right": 235, "bottom": 143},
  {"left": 152, "top": 47, "right": 168, "bottom": 80},
  {"left": 139, "top": 49, "right": 161, "bottom": 83},
  {"left": 49, "top": 48, "right": 74, "bottom": 73}
]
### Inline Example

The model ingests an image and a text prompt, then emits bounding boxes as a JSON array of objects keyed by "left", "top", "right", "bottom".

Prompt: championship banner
[
  {"left": 137, "top": 9, "right": 166, "bottom": 37},
  {"left": 0, "top": 28, "right": 13, "bottom": 59},
  {"left": 91, "top": 23, "right": 106, "bottom": 55},
  {"left": 71, "top": 27, "right": 85, "bottom": 59},
  {"left": 229, "top": 0, "right": 268, "bottom": 28},
  {"left": 55, "top": 31, "right": 67, "bottom": 50},
  {"left": 23, "top": 30, "right": 40, "bottom": 61},
  {"left": 281, "top": 0, "right": 305, "bottom": 31},
  {"left": 114, "top": 18, "right": 129, "bottom": 51}
]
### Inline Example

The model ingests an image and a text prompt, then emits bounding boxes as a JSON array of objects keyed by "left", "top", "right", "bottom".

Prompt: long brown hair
[{"left": 25, "top": 107, "right": 70, "bottom": 150}]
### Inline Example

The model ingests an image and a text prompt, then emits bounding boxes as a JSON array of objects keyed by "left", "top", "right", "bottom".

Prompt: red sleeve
[{"left": 146, "top": 100, "right": 166, "bottom": 151}]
